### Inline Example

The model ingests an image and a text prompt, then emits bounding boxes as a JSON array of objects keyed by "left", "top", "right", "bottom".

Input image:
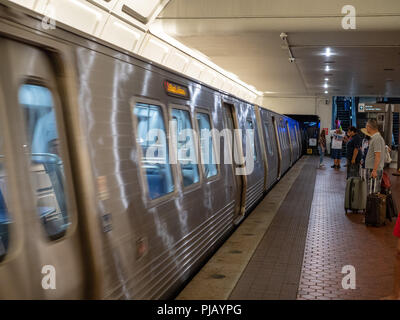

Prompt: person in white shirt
[{"left": 330, "top": 128, "right": 346, "bottom": 170}]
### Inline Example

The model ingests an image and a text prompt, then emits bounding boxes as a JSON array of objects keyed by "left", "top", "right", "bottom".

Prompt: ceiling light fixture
[
  {"left": 324, "top": 83, "right": 328, "bottom": 88},
  {"left": 325, "top": 91, "right": 328, "bottom": 94},
  {"left": 325, "top": 78, "right": 329, "bottom": 81},
  {"left": 325, "top": 66, "right": 330, "bottom": 72}
]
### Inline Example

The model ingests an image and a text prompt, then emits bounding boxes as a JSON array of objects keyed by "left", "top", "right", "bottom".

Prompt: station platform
[{"left": 176, "top": 156, "right": 399, "bottom": 300}]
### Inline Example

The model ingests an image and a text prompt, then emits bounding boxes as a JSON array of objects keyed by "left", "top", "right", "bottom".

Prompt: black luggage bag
[{"left": 365, "top": 179, "right": 387, "bottom": 227}]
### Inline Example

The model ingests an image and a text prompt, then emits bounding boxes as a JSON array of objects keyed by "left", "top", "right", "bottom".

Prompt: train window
[
  {"left": 134, "top": 103, "right": 174, "bottom": 199},
  {"left": 196, "top": 113, "right": 218, "bottom": 179},
  {"left": 286, "top": 122, "right": 291, "bottom": 147},
  {"left": 281, "top": 121, "right": 287, "bottom": 149},
  {"left": 245, "top": 119, "right": 257, "bottom": 161},
  {"left": 0, "top": 137, "right": 10, "bottom": 262},
  {"left": 171, "top": 109, "right": 199, "bottom": 187},
  {"left": 278, "top": 122, "right": 284, "bottom": 149},
  {"left": 263, "top": 121, "right": 273, "bottom": 156},
  {"left": 18, "top": 84, "right": 70, "bottom": 241}
]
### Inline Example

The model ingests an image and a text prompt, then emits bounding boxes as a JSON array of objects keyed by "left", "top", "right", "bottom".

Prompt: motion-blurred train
[{"left": 0, "top": 2, "right": 302, "bottom": 299}]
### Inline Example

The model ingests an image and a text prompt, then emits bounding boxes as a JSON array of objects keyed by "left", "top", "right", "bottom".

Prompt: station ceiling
[{"left": 156, "top": 0, "right": 400, "bottom": 98}]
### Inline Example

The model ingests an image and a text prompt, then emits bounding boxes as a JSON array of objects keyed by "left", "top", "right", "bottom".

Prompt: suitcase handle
[{"left": 369, "top": 177, "right": 378, "bottom": 194}]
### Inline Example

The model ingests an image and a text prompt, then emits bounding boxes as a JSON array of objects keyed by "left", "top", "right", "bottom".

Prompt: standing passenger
[
  {"left": 330, "top": 128, "right": 345, "bottom": 170},
  {"left": 360, "top": 128, "right": 371, "bottom": 170},
  {"left": 346, "top": 126, "right": 362, "bottom": 178},
  {"left": 365, "top": 119, "right": 386, "bottom": 193},
  {"left": 318, "top": 130, "right": 326, "bottom": 168}
]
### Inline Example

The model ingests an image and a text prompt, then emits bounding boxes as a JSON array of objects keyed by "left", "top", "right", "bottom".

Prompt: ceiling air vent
[{"left": 384, "top": 68, "right": 394, "bottom": 71}]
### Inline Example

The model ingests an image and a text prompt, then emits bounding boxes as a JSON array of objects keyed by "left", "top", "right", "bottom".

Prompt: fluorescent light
[
  {"left": 325, "top": 91, "right": 328, "bottom": 94},
  {"left": 325, "top": 48, "right": 331, "bottom": 57},
  {"left": 325, "top": 78, "right": 329, "bottom": 81},
  {"left": 324, "top": 83, "right": 328, "bottom": 88},
  {"left": 325, "top": 66, "right": 330, "bottom": 72},
  {"left": 148, "top": 22, "right": 261, "bottom": 97}
]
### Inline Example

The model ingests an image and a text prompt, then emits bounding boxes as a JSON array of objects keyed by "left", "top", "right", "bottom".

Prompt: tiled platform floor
[
  {"left": 176, "top": 157, "right": 309, "bottom": 300},
  {"left": 229, "top": 157, "right": 318, "bottom": 300},
  {"left": 297, "top": 160, "right": 399, "bottom": 300},
  {"left": 177, "top": 156, "right": 399, "bottom": 300}
]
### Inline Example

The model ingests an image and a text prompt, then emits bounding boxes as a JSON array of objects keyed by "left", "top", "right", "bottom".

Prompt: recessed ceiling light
[
  {"left": 325, "top": 91, "right": 328, "bottom": 94},
  {"left": 324, "top": 83, "right": 328, "bottom": 88},
  {"left": 325, "top": 66, "right": 330, "bottom": 72},
  {"left": 325, "top": 78, "right": 329, "bottom": 81},
  {"left": 325, "top": 48, "right": 332, "bottom": 57}
]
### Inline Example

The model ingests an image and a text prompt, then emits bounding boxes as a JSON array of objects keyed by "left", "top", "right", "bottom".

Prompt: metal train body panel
[{"left": 0, "top": 2, "right": 302, "bottom": 299}]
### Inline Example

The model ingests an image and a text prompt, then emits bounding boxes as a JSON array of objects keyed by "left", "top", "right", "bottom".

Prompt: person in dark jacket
[{"left": 346, "top": 126, "right": 362, "bottom": 179}]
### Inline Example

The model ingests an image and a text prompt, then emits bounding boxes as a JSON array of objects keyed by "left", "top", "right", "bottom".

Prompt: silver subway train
[{"left": 0, "top": 2, "right": 302, "bottom": 299}]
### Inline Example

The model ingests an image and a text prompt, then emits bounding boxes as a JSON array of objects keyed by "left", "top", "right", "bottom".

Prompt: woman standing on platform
[{"left": 318, "top": 130, "right": 326, "bottom": 168}]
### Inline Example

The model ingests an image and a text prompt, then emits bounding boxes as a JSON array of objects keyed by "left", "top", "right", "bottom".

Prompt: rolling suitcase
[
  {"left": 365, "top": 178, "right": 387, "bottom": 227},
  {"left": 345, "top": 176, "right": 367, "bottom": 213}
]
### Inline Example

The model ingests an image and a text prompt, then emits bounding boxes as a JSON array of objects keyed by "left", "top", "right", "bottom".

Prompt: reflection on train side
[
  {"left": 19, "top": 84, "right": 70, "bottom": 241},
  {"left": 134, "top": 103, "right": 174, "bottom": 200},
  {"left": 0, "top": 154, "right": 9, "bottom": 262}
]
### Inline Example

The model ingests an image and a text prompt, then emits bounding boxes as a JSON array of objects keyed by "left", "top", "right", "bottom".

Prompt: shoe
[{"left": 331, "top": 165, "right": 336, "bottom": 168}]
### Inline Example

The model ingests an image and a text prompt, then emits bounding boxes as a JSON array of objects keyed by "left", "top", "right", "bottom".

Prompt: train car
[{"left": 0, "top": 2, "right": 301, "bottom": 299}]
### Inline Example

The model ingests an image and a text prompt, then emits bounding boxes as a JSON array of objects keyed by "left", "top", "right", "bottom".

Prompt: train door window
[
  {"left": 282, "top": 121, "right": 287, "bottom": 149},
  {"left": 286, "top": 121, "right": 291, "bottom": 147},
  {"left": 171, "top": 108, "right": 199, "bottom": 187},
  {"left": 263, "top": 121, "right": 273, "bottom": 156},
  {"left": 245, "top": 119, "right": 257, "bottom": 161},
  {"left": 196, "top": 112, "right": 218, "bottom": 179},
  {"left": 133, "top": 103, "right": 174, "bottom": 199},
  {"left": 279, "top": 121, "right": 285, "bottom": 149},
  {"left": 18, "top": 84, "right": 70, "bottom": 240},
  {"left": 0, "top": 136, "right": 10, "bottom": 262}
]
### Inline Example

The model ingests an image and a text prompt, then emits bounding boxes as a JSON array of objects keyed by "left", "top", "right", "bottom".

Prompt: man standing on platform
[
  {"left": 365, "top": 119, "right": 386, "bottom": 193},
  {"left": 330, "top": 128, "right": 345, "bottom": 170},
  {"left": 346, "top": 126, "right": 362, "bottom": 178}
]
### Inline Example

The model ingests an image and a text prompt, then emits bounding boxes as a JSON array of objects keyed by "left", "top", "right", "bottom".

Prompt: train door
[
  {"left": 272, "top": 116, "right": 282, "bottom": 179},
  {"left": 259, "top": 109, "right": 278, "bottom": 188},
  {"left": 0, "top": 38, "right": 86, "bottom": 298},
  {"left": 222, "top": 103, "right": 245, "bottom": 220},
  {"left": 286, "top": 121, "right": 293, "bottom": 166}
]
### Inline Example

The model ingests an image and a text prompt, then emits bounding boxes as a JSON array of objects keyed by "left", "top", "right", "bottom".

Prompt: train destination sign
[{"left": 164, "top": 80, "right": 190, "bottom": 99}]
